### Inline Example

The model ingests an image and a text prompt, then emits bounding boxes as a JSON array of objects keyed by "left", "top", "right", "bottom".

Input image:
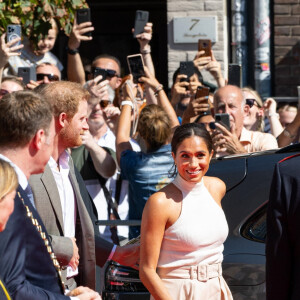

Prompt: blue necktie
[{"left": 25, "top": 184, "right": 36, "bottom": 209}]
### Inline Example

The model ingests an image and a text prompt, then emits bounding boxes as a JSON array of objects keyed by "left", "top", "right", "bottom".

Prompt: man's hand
[
  {"left": 85, "top": 78, "right": 109, "bottom": 99},
  {"left": 67, "top": 286, "right": 101, "bottom": 300},
  {"left": 135, "top": 22, "right": 153, "bottom": 52},
  {"left": 26, "top": 80, "right": 40, "bottom": 90},
  {"left": 0, "top": 33, "right": 23, "bottom": 69},
  {"left": 103, "top": 105, "right": 121, "bottom": 132},
  {"left": 69, "top": 237, "right": 80, "bottom": 271},
  {"left": 212, "top": 122, "right": 246, "bottom": 155},
  {"left": 170, "top": 74, "right": 190, "bottom": 106},
  {"left": 184, "top": 96, "right": 210, "bottom": 118},
  {"left": 112, "top": 244, "right": 140, "bottom": 270},
  {"left": 68, "top": 19, "right": 94, "bottom": 50},
  {"left": 81, "top": 130, "right": 98, "bottom": 150}
]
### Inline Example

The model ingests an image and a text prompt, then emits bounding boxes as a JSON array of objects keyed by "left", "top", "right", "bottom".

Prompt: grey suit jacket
[{"left": 29, "top": 159, "right": 96, "bottom": 290}]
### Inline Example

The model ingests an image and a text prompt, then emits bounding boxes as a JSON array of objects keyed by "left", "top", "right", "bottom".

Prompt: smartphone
[
  {"left": 7, "top": 24, "right": 22, "bottom": 51},
  {"left": 228, "top": 64, "right": 242, "bottom": 87},
  {"left": 93, "top": 68, "right": 107, "bottom": 82},
  {"left": 133, "top": 10, "right": 149, "bottom": 38},
  {"left": 215, "top": 113, "right": 230, "bottom": 130},
  {"left": 18, "top": 67, "right": 36, "bottom": 85},
  {"left": 127, "top": 54, "right": 145, "bottom": 84},
  {"left": 195, "top": 86, "right": 210, "bottom": 99},
  {"left": 76, "top": 8, "right": 91, "bottom": 36},
  {"left": 198, "top": 39, "right": 212, "bottom": 57},
  {"left": 179, "top": 61, "right": 194, "bottom": 84}
]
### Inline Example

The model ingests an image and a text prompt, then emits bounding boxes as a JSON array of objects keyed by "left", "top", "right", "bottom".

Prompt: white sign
[{"left": 173, "top": 17, "right": 218, "bottom": 43}]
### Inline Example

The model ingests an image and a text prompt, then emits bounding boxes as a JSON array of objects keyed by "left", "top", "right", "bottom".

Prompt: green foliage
[{"left": 0, "top": 0, "right": 88, "bottom": 48}]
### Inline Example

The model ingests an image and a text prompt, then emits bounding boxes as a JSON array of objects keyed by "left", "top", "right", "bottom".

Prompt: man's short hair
[
  {"left": 39, "top": 81, "right": 90, "bottom": 119},
  {"left": 0, "top": 91, "right": 53, "bottom": 148},
  {"left": 92, "top": 54, "right": 121, "bottom": 76}
]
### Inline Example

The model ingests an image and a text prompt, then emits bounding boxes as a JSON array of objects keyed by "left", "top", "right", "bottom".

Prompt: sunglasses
[
  {"left": 0, "top": 89, "right": 9, "bottom": 96},
  {"left": 92, "top": 68, "right": 118, "bottom": 79},
  {"left": 198, "top": 121, "right": 216, "bottom": 130},
  {"left": 245, "top": 98, "right": 258, "bottom": 108},
  {"left": 36, "top": 73, "right": 60, "bottom": 82}
]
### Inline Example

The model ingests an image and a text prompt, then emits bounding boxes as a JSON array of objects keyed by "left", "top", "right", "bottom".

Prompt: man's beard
[{"left": 60, "top": 126, "right": 83, "bottom": 148}]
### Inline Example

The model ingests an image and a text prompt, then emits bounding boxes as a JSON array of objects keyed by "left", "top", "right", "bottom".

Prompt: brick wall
[
  {"left": 167, "top": 0, "right": 227, "bottom": 88},
  {"left": 274, "top": 0, "right": 300, "bottom": 96}
]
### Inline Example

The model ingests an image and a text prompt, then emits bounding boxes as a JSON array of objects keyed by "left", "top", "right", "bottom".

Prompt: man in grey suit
[{"left": 30, "top": 81, "right": 138, "bottom": 291}]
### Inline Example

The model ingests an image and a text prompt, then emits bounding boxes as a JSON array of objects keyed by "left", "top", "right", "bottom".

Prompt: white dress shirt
[{"left": 48, "top": 151, "right": 78, "bottom": 278}]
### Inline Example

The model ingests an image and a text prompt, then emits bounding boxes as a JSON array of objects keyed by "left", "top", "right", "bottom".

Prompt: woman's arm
[
  {"left": 115, "top": 77, "right": 137, "bottom": 166},
  {"left": 263, "top": 98, "right": 283, "bottom": 138},
  {"left": 140, "top": 67, "right": 180, "bottom": 133},
  {"left": 139, "top": 192, "right": 173, "bottom": 300}
]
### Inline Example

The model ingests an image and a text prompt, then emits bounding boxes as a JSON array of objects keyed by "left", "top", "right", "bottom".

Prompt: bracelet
[
  {"left": 121, "top": 100, "right": 133, "bottom": 109},
  {"left": 140, "top": 46, "right": 151, "bottom": 54},
  {"left": 154, "top": 84, "right": 163, "bottom": 96},
  {"left": 66, "top": 47, "right": 79, "bottom": 55},
  {"left": 268, "top": 112, "right": 279, "bottom": 119}
]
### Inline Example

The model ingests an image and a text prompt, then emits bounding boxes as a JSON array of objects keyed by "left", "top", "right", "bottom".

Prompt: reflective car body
[{"left": 102, "top": 144, "right": 300, "bottom": 300}]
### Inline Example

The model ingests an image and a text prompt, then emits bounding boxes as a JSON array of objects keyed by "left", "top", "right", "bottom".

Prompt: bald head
[{"left": 214, "top": 85, "right": 245, "bottom": 138}]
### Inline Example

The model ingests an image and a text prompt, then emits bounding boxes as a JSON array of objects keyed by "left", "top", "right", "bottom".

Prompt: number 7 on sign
[{"left": 189, "top": 19, "right": 200, "bottom": 31}]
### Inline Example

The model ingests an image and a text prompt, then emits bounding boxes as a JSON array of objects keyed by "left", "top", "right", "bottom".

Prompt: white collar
[{"left": 0, "top": 154, "right": 28, "bottom": 190}]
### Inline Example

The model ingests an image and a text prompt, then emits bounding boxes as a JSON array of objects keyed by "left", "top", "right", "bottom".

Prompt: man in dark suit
[
  {"left": 0, "top": 91, "right": 100, "bottom": 299},
  {"left": 30, "top": 81, "right": 138, "bottom": 291},
  {"left": 266, "top": 153, "right": 300, "bottom": 300}
]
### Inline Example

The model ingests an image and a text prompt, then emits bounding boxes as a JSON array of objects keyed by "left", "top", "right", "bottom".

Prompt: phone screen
[
  {"left": 215, "top": 113, "right": 230, "bottom": 130},
  {"left": 127, "top": 55, "right": 145, "bottom": 84}
]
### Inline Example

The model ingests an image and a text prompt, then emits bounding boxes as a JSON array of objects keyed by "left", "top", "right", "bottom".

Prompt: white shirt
[
  {"left": 48, "top": 151, "right": 78, "bottom": 278},
  {"left": 0, "top": 154, "right": 27, "bottom": 190}
]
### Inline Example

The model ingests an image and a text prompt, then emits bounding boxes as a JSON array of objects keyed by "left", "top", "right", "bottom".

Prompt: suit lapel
[{"left": 40, "top": 165, "right": 64, "bottom": 233}]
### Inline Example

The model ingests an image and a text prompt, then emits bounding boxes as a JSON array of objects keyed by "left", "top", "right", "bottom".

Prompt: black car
[{"left": 102, "top": 144, "right": 300, "bottom": 300}]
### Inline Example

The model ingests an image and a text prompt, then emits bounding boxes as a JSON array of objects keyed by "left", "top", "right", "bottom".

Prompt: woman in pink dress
[{"left": 140, "top": 123, "right": 232, "bottom": 300}]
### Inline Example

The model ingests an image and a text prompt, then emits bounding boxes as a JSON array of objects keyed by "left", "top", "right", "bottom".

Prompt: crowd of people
[{"left": 0, "top": 12, "right": 299, "bottom": 300}]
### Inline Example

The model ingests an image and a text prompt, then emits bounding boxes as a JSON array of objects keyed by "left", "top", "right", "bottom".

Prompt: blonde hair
[
  {"left": 242, "top": 87, "right": 265, "bottom": 132},
  {"left": 137, "top": 104, "right": 171, "bottom": 152},
  {"left": 0, "top": 159, "right": 18, "bottom": 201}
]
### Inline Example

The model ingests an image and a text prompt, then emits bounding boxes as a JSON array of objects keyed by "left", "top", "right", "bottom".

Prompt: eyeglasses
[
  {"left": 245, "top": 98, "right": 258, "bottom": 108},
  {"left": 0, "top": 89, "right": 9, "bottom": 96},
  {"left": 36, "top": 73, "right": 60, "bottom": 82},
  {"left": 92, "top": 68, "right": 118, "bottom": 79}
]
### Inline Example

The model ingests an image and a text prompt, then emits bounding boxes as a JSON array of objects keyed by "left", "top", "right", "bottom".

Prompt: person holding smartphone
[
  {"left": 212, "top": 85, "right": 278, "bottom": 157},
  {"left": 4, "top": 19, "right": 63, "bottom": 77}
]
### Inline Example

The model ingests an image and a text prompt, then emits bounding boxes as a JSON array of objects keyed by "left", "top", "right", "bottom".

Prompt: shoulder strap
[{"left": 87, "top": 153, "right": 120, "bottom": 220}]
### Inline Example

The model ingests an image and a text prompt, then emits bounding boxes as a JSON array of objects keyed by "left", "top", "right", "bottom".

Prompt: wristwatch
[
  {"left": 283, "top": 129, "right": 296, "bottom": 139},
  {"left": 66, "top": 47, "right": 79, "bottom": 55}
]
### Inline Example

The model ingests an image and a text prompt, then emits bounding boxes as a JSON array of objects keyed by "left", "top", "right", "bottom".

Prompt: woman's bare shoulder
[{"left": 203, "top": 176, "right": 226, "bottom": 202}]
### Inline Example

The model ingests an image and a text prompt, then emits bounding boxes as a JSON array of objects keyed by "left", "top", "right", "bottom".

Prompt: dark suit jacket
[
  {"left": 0, "top": 186, "right": 69, "bottom": 300},
  {"left": 266, "top": 154, "right": 300, "bottom": 300}
]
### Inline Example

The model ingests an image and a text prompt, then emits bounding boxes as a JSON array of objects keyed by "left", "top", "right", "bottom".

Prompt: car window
[{"left": 240, "top": 203, "right": 267, "bottom": 243}]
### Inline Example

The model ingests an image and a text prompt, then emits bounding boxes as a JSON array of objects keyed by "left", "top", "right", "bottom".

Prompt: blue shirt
[{"left": 120, "top": 144, "right": 174, "bottom": 238}]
